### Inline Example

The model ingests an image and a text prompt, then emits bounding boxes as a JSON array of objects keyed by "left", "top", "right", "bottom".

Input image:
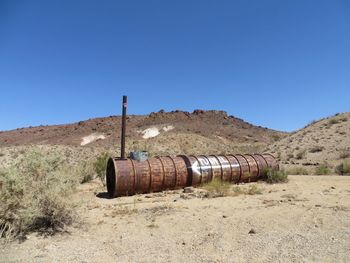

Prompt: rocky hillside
[
  {"left": 0, "top": 110, "right": 286, "bottom": 168},
  {"left": 266, "top": 112, "right": 350, "bottom": 173},
  {"left": 0, "top": 109, "right": 284, "bottom": 148}
]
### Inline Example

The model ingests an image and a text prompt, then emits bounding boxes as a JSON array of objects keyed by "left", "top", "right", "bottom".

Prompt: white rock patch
[
  {"left": 162, "top": 125, "right": 174, "bottom": 132},
  {"left": 81, "top": 133, "right": 106, "bottom": 146},
  {"left": 141, "top": 127, "right": 160, "bottom": 139}
]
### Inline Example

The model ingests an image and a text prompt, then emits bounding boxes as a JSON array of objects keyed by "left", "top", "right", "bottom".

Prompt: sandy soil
[{"left": 1, "top": 175, "right": 350, "bottom": 263}]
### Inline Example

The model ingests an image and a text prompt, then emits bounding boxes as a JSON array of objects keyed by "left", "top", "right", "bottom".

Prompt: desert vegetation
[
  {"left": 315, "top": 164, "right": 332, "bottom": 175},
  {"left": 335, "top": 162, "right": 350, "bottom": 175},
  {"left": 0, "top": 151, "right": 78, "bottom": 240},
  {"left": 0, "top": 149, "right": 111, "bottom": 240},
  {"left": 200, "top": 179, "right": 265, "bottom": 198},
  {"left": 264, "top": 169, "right": 288, "bottom": 184}
]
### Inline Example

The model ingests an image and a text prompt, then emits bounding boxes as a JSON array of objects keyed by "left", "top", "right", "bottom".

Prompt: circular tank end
[{"left": 106, "top": 158, "right": 116, "bottom": 198}]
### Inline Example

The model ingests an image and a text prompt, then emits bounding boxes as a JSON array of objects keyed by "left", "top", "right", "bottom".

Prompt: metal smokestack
[{"left": 120, "top": 95, "right": 127, "bottom": 159}]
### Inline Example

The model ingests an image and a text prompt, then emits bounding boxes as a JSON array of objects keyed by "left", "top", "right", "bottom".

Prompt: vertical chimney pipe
[{"left": 120, "top": 95, "right": 127, "bottom": 159}]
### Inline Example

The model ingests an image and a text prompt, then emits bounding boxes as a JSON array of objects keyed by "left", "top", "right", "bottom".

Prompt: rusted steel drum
[{"left": 106, "top": 154, "right": 278, "bottom": 197}]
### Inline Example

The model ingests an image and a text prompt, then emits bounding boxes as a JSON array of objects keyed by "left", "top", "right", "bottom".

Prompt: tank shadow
[{"left": 96, "top": 192, "right": 111, "bottom": 199}]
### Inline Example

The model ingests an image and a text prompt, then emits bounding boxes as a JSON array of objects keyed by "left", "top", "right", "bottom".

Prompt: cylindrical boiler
[{"left": 106, "top": 154, "right": 278, "bottom": 197}]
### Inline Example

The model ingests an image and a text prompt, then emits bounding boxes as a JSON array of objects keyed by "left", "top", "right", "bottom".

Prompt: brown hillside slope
[
  {"left": 0, "top": 110, "right": 285, "bottom": 168},
  {"left": 0, "top": 110, "right": 284, "bottom": 148},
  {"left": 266, "top": 112, "right": 350, "bottom": 173}
]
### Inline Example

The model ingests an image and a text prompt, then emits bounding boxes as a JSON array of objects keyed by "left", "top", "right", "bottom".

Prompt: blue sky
[{"left": 0, "top": 0, "right": 349, "bottom": 132}]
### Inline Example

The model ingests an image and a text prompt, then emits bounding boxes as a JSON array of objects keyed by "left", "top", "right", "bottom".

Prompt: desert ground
[
  {"left": 1, "top": 111, "right": 349, "bottom": 262},
  {"left": 1, "top": 175, "right": 349, "bottom": 263}
]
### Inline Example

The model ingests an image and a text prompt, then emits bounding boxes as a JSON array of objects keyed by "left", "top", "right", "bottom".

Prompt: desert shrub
[
  {"left": 246, "top": 185, "right": 262, "bottom": 195},
  {"left": 276, "top": 152, "right": 281, "bottom": 159},
  {"left": 335, "top": 163, "right": 350, "bottom": 175},
  {"left": 339, "top": 150, "right": 350, "bottom": 159},
  {"left": 309, "top": 146, "right": 324, "bottom": 153},
  {"left": 315, "top": 164, "right": 331, "bottom": 175},
  {"left": 0, "top": 151, "right": 77, "bottom": 239},
  {"left": 286, "top": 153, "right": 294, "bottom": 160},
  {"left": 93, "top": 152, "right": 109, "bottom": 185},
  {"left": 328, "top": 119, "right": 340, "bottom": 125},
  {"left": 265, "top": 169, "right": 288, "bottom": 184},
  {"left": 285, "top": 167, "right": 308, "bottom": 175},
  {"left": 201, "top": 179, "right": 231, "bottom": 197},
  {"left": 272, "top": 134, "right": 281, "bottom": 141},
  {"left": 76, "top": 161, "right": 95, "bottom": 184},
  {"left": 295, "top": 150, "right": 306, "bottom": 160}
]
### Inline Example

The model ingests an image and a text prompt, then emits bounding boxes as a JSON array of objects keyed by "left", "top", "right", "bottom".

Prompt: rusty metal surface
[
  {"left": 120, "top": 95, "right": 127, "bottom": 160},
  {"left": 106, "top": 154, "right": 278, "bottom": 197}
]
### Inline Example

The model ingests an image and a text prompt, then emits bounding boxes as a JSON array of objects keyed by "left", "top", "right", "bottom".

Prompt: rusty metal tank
[{"left": 106, "top": 154, "right": 278, "bottom": 197}]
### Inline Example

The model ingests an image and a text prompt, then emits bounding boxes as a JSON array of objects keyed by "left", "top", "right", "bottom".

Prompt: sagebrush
[
  {"left": 265, "top": 169, "right": 288, "bottom": 184},
  {"left": 93, "top": 152, "right": 109, "bottom": 185},
  {"left": 0, "top": 151, "right": 78, "bottom": 239}
]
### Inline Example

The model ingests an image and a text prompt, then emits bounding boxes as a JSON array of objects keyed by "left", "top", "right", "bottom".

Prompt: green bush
[
  {"left": 0, "top": 151, "right": 77, "bottom": 239},
  {"left": 93, "top": 152, "right": 109, "bottom": 185},
  {"left": 315, "top": 165, "right": 331, "bottom": 175},
  {"left": 265, "top": 169, "right": 288, "bottom": 184},
  {"left": 335, "top": 163, "right": 350, "bottom": 175}
]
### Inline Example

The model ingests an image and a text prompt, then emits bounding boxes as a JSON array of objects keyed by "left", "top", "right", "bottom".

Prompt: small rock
[
  {"left": 315, "top": 204, "right": 321, "bottom": 207},
  {"left": 331, "top": 186, "right": 335, "bottom": 189},
  {"left": 183, "top": 187, "right": 194, "bottom": 193},
  {"left": 248, "top": 229, "right": 256, "bottom": 234},
  {"left": 182, "top": 241, "right": 186, "bottom": 245},
  {"left": 222, "top": 215, "right": 227, "bottom": 218}
]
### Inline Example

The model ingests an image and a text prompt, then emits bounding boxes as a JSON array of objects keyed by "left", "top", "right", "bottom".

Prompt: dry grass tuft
[
  {"left": 265, "top": 169, "right": 288, "bottom": 184},
  {"left": 246, "top": 185, "right": 263, "bottom": 195},
  {"left": 201, "top": 179, "right": 232, "bottom": 197},
  {"left": 201, "top": 179, "right": 263, "bottom": 197},
  {"left": 315, "top": 164, "right": 331, "bottom": 175}
]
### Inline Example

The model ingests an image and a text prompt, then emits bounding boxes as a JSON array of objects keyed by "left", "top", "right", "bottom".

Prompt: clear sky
[{"left": 0, "top": 0, "right": 349, "bottom": 132}]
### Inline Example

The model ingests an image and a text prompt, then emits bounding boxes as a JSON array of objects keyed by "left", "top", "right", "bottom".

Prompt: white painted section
[
  {"left": 141, "top": 127, "right": 160, "bottom": 139},
  {"left": 81, "top": 133, "right": 106, "bottom": 146},
  {"left": 162, "top": 125, "right": 174, "bottom": 132},
  {"left": 140, "top": 125, "right": 174, "bottom": 139}
]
